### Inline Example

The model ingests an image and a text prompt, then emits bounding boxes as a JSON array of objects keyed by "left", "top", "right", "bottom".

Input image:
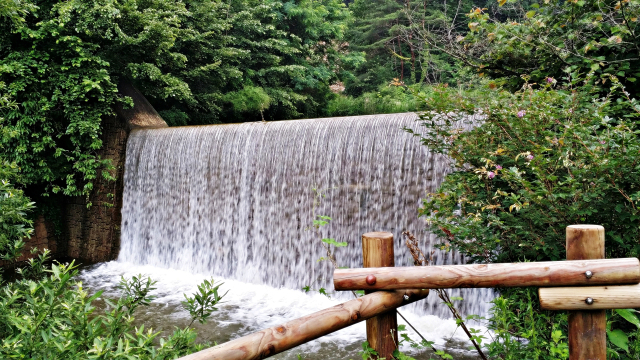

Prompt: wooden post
[
  {"left": 362, "top": 231, "right": 398, "bottom": 359},
  {"left": 567, "top": 225, "right": 606, "bottom": 360}
]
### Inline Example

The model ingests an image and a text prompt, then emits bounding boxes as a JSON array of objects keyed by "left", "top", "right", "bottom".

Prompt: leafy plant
[
  {"left": 415, "top": 77, "right": 640, "bottom": 264},
  {"left": 182, "top": 278, "right": 228, "bottom": 328},
  {"left": 463, "top": 0, "right": 640, "bottom": 95},
  {"left": 359, "top": 341, "right": 384, "bottom": 360},
  {"left": 484, "top": 289, "right": 569, "bottom": 359},
  {"left": 607, "top": 309, "right": 640, "bottom": 358},
  {"left": 225, "top": 86, "right": 271, "bottom": 121},
  {"left": 0, "top": 248, "right": 226, "bottom": 358},
  {"left": 301, "top": 285, "right": 331, "bottom": 299},
  {"left": 309, "top": 187, "right": 345, "bottom": 269},
  {"left": 326, "top": 83, "right": 424, "bottom": 117},
  {"left": 411, "top": 72, "right": 640, "bottom": 357},
  {"left": 0, "top": 161, "right": 34, "bottom": 262}
]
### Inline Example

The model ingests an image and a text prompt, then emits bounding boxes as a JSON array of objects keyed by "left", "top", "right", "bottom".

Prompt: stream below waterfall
[{"left": 78, "top": 262, "right": 485, "bottom": 359}]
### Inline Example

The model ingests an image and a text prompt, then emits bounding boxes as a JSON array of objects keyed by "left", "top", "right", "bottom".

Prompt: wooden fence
[{"left": 179, "top": 225, "right": 640, "bottom": 360}]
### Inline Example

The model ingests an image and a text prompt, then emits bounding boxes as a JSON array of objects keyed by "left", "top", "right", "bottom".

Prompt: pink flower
[
  {"left": 495, "top": 165, "right": 503, "bottom": 170},
  {"left": 546, "top": 77, "right": 554, "bottom": 83},
  {"left": 517, "top": 110, "right": 526, "bottom": 118},
  {"left": 526, "top": 154, "right": 534, "bottom": 161},
  {"left": 488, "top": 171, "right": 495, "bottom": 179},
  {"left": 599, "top": 140, "right": 606, "bottom": 144}
]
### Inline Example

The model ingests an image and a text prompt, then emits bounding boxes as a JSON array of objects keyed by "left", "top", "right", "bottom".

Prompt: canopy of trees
[{"left": 0, "top": 0, "right": 360, "bottom": 197}]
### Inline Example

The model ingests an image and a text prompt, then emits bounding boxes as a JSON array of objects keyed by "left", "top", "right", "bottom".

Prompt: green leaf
[
  {"left": 318, "top": 288, "right": 330, "bottom": 298},
  {"left": 607, "top": 329, "right": 629, "bottom": 352},
  {"left": 321, "top": 238, "right": 348, "bottom": 247},
  {"left": 551, "top": 329, "right": 564, "bottom": 343},
  {"left": 88, "top": 290, "right": 104, "bottom": 302},
  {"left": 615, "top": 309, "right": 640, "bottom": 328},
  {"left": 321, "top": 238, "right": 335, "bottom": 244}
]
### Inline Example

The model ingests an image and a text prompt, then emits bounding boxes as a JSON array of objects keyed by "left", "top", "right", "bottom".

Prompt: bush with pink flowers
[{"left": 409, "top": 74, "right": 640, "bottom": 358}]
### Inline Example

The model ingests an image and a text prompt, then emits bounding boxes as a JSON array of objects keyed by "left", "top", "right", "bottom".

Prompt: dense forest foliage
[
  {"left": 2, "top": 0, "right": 640, "bottom": 358},
  {"left": 0, "top": 0, "right": 487, "bottom": 199}
]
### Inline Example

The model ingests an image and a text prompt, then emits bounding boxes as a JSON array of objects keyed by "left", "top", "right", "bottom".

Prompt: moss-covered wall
[
  {"left": 13, "top": 81, "right": 168, "bottom": 265},
  {"left": 63, "top": 81, "right": 167, "bottom": 263},
  {"left": 64, "top": 113, "right": 128, "bottom": 262}
]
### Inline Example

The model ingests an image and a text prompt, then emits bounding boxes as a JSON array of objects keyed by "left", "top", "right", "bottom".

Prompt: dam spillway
[{"left": 117, "top": 113, "right": 492, "bottom": 318}]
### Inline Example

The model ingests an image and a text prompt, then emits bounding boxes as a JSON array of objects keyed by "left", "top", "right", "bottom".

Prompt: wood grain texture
[
  {"left": 569, "top": 311, "right": 607, "bottom": 360},
  {"left": 539, "top": 284, "right": 640, "bottom": 310},
  {"left": 178, "top": 289, "right": 429, "bottom": 360},
  {"left": 333, "top": 258, "right": 640, "bottom": 290},
  {"left": 362, "top": 232, "right": 397, "bottom": 360},
  {"left": 362, "top": 232, "right": 395, "bottom": 268},
  {"left": 566, "top": 225, "right": 606, "bottom": 360}
]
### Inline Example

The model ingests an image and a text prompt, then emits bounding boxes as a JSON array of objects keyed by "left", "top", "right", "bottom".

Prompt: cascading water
[{"left": 116, "top": 113, "right": 493, "bottom": 319}]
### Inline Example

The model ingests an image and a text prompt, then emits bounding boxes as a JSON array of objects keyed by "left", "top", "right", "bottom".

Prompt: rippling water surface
[{"left": 79, "top": 262, "right": 485, "bottom": 359}]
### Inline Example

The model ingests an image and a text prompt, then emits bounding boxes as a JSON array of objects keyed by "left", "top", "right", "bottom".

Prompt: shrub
[
  {"left": 325, "top": 84, "right": 424, "bottom": 117},
  {"left": 0, "top": 250, "right": 229, "bottom": 359},
  {"left": 411, "top": 75, "right": 640, "bottom": 357},
  {"left": 0, "top": 253, "right": 198, "bottom": 358},
  {"left": 0, "top": 161, "right": 34, "bottom": 262},
  {"left": 414, "top": 78, "right": 640, "bottom": 263},
  {"left": 463, "top": 0, "right": 640, "bottom": 96}
]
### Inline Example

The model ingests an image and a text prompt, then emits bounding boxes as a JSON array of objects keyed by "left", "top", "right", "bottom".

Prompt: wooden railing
[{"left": 180, "top": 225, "right": 640, "bottom": 360}]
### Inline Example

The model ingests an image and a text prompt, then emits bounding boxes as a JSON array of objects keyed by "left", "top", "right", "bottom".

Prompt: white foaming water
[
  {"left": 78, "top": 261, "right": 486, "bottom": 359},
  {"left": 115, "top": 113, "right": 493, "bottom": 319}
]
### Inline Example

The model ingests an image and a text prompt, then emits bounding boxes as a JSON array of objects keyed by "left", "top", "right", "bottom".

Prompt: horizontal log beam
[
  {"left": 540, "top": 284, "right": 640, "bottom": 310},
  {"left": 178, "top": 289, "right": 429, "bottom": 360},
  {"left": 333, "top": 258, "right": 640, "bottom": 290}
]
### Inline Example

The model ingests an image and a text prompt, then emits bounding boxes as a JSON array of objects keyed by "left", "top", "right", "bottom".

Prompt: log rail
[
  {"left": 540, "top": 283, "right": 640, "bottom": 310},
  {"left": 333, "top": 258, "right": 640, "bottom": 291},
  {"left": 181, "top": 289, "right": 428, "bottom": 360}
]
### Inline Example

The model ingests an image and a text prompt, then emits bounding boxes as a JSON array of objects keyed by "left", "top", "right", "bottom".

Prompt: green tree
[
  {"left": 345, "top": 0, "right": 405, "bottom": 95},
  {"left": 0, "top": 0, "right": 360, "bottom": 199},
  {"left": 461, "top": 0, "right": 640, "bottom": 94},
  {"left": 345, "top": 0, "right": 491, "bottom": 96},
  {"left": 0, "top": 80, "right": 34, "bottom": 263}
]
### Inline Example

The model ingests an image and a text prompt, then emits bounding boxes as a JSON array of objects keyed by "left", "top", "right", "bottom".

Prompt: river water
[{"left": 78, "top": 261, "right": 485, "bottom": 359}]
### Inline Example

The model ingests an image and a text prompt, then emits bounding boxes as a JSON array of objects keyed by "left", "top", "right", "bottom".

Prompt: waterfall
[{"left": 118, "top": 113, "right": 493, "bottom": 318}]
